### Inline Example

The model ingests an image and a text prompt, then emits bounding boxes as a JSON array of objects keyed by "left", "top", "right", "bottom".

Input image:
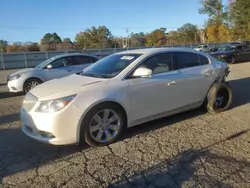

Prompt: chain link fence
[{"left": 0, "top": 42, "right": 243, "bottom": 70}]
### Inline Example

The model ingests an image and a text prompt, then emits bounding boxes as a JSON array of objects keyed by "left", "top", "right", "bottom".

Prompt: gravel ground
[{"left": 0, "top": 63, "right": 250, "bottom": 188}]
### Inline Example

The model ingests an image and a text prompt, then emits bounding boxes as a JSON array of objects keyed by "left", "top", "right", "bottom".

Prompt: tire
[
  {"left": 80, "top": 103, "right": 126, "bottom": 147},
  {"left": 24, "top": 78, "right": 43, "bottom": 93},
  {"left": 206, "top": 82, "right": 233, "bottom": 114},
  {"left": 228, "top": 56, "right": 235, "bottom": 64}
]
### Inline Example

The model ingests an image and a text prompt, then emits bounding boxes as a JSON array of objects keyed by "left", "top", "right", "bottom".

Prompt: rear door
[{"left": 172, "top": 52, "right": 214, "bottom": 106}]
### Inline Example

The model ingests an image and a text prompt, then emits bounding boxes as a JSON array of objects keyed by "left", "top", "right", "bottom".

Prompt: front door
[
  {"left": 42, "top": 57, "right": 70, "bottom": 81},
  {"left": 128, "top": 52, "right": 184, "bottom": 123}
]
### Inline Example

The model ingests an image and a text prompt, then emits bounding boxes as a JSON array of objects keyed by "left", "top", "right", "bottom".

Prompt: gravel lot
[{"left": 0, "top": 63, "right": 250, "bottom": 188}]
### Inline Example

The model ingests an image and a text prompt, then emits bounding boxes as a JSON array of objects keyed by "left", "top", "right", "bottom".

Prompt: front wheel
[
  {"left": 228, "top": 56, "right": 235, "bottom": 64},
  {"left": 206, "top": 82, "right": 233, "bottom": 114},
  {"left": 80, "top": 103, "right": 126, "bottom": 147},
  {"left": 24, "top": 78, "right": 42, "bottom": 93}
]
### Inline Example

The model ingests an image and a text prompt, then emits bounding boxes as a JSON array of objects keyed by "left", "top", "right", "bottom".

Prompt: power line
[{"left": 0, "top": 25, "right": 204, "bottom": 31}]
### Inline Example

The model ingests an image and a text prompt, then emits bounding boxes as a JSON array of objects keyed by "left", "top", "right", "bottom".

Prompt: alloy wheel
[{"left": 89, "top": 109, "right": 121, "bottom": 143}]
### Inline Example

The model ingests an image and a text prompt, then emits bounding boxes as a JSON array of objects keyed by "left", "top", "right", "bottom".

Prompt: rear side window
[
  {"left": 199, "top": 55, "right": 209, "bottom": 65},
  {"left": 91, "top": 57, "right": 99, "bottom": 63},
  {"left": 173, "top": 52, "right": 200, "bottom": 70},
  {"left": 72, "top": 56, "right": 91, "bottom": 65}
]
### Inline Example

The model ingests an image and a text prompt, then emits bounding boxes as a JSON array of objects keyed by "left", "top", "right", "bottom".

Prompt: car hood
[
  {"left": 9, "top": 68, "right": 40, "bottom": 76},
  {"left": 29, "top": 74, "right": 107, "bottom": 101}
]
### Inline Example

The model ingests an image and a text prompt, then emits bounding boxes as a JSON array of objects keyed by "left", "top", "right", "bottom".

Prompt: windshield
[
  {"left": 35, "top": 57, "right": 57, "bottom": 68},
  {"left": 217, "top": 45, "right": 235, "bottom": 52},
  {"left": 81, "top": 53, "right": 142, "bottom": 78}
]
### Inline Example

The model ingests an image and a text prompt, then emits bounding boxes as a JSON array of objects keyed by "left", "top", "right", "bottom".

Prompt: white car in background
[
  {"left": 20, "top": 48, "right": 233, "bottom": 147},
  {"left": 7, "top": 53, "right": 99, "bottom": 93},
  {"left": 194, "top": 45, "right": 211, "bottom": 53}
]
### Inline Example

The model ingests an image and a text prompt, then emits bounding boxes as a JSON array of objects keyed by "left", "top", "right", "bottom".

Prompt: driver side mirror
[
  {"left": 132, "top": 67, "right": 152, "bottom": 78},
  {"left": 46, "top": 64, "right": 52, "bottom": 69}
]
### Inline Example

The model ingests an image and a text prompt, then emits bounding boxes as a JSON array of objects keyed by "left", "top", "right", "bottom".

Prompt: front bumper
[
  {"left": 212, "top": 55, "right": 228, "bottom": 63},
  {"left": 7, "top": 79, "right": 24, "bottom": 92},
  {"left": 20, "top": 102, "right": 83, "bottom": 145}
]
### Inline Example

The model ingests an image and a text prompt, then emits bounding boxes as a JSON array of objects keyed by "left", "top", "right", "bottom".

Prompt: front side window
[
  {"left": 137, "top": 53, "right": 172, "bottom": 74},
  {"left": 50, "top": 58, "right": 66, "bottom": 68},
  {"left": 173, "top": 52, "right": 200, "bottom": 70},
  {"left": 81, "top": 53, "right": 142, "bottom": 78}
]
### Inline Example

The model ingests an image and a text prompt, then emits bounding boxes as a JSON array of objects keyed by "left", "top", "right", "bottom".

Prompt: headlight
[
  {"left": 35, "top": 95, "right": 76, "bottom": 113},
  {"left": 219, "top": 55, "right": 226, "bottom": 58},
  {"left": 8, "top": 74, "right": 21, "bottom": 81}
]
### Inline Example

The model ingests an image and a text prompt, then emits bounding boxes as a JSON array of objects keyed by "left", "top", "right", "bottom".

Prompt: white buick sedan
[{"left": 20, "top": 48, "right": 233, "bottom": 147}]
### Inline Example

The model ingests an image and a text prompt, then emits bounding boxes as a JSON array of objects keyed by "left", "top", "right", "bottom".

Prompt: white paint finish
[
  {"left": 6, "top": 54, "right": 97, "bottom": 92},
  {"left": 20, "top": 48, "right": 229, "bottom": 145}
]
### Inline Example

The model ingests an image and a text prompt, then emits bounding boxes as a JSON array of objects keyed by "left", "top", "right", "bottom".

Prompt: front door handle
[
  {"left": 204, "top": 72, "right": 211, "bottom": 77},
  {"left": 168, "top": 81, "right": 176, "bottom": 86}
]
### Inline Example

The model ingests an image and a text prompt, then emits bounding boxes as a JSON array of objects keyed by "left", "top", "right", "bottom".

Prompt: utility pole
[{"left": 126, "top": 28, "right": 129, "bottom": 48}]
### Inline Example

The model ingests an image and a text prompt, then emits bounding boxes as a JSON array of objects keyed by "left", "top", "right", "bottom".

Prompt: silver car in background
[{"left": 7, "top": 53, "right": 99, "bottom": 93}]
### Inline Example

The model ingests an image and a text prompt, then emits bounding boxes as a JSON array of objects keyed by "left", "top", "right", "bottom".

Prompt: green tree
[
  {"left": 40, "top": 32, "right": 62, "bottom": 51},
  {"left": 0, "top": 40, "right": 8, "bottom": 52},
  {"left": 177, "top": 23, "right": 200, "bottom": 43},
  {"left": 75, "top": 26, "right": 114, "bottom": 49},
  {"left": 230, "top": 0, "right": 250, "bottom": 40},
  {"left": 199, "top": 0, "right": 228, "bottom": 41}
]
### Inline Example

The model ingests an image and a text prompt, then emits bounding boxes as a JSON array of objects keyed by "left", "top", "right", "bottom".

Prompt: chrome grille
[{"left": 22, "top": 93, "right": 37, "bottom": 112}]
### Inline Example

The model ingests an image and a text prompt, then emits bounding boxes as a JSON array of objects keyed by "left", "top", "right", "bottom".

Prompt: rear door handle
[{"left": 168, "top": 81, "right": 176, "bottom": 86}]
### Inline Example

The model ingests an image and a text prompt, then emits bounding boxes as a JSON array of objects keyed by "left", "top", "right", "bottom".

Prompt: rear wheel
[
  {"left": 24, "top": 78, "right": 42, "bottom": 93},
  {"left": 80, "top": 103, "right": 126, "bottom": 147},
  {"left": 206, "top": 82, "right": 233, "bottom": 114}
]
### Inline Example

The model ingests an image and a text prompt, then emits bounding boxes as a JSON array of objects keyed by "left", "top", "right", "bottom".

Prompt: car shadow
[
  {"left": 0, "top": 83, "right": 6, "bottom": 86},
  {"left": 0, "top": 92, "right": 24, "bottom": 99},
  {"left": 110, "top": 129, "right": 250, "bottom": 188},
  {"left": 0, "top": 113, "right": 20, "bottom": 125}
]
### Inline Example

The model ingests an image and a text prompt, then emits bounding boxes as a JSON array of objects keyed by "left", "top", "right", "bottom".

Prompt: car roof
[
  {"left": 116, "top": 47, "right": 204, "bottom": 56},
  {"left": 53, "top": 53, "right": 99, "bottom": 59}
]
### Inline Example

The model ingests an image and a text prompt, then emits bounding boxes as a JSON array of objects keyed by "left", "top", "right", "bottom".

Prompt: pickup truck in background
[{"left": 210, "top": 42, "right": 250, "bottom": 64}]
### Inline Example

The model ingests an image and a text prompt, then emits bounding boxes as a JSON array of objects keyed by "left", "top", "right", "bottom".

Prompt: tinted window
[
  {"left": 173, "top": 52, "right": 200, "bottom": 70},
  {"left": 65, "top": 57, "right": 74, "bottom": 66},
  {"left": 236, "top": 46, "right": 243, "bottom": 50},
  {"left": 72, "top": 56, "right": 91, "bottom": 65},
  {"left": 139, "top": 53, "right": 172, "bottom": 74},
  {"left": 199, "top": 55, "right": 209, "bottom": 65},
  {"left": 91, "top": 57, "right": 98, "bottom": 63}
]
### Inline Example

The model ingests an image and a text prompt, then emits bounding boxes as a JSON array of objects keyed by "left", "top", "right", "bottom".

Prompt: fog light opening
[{"left": 39, "top": 131, "right": 55, "bottom": 138}]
